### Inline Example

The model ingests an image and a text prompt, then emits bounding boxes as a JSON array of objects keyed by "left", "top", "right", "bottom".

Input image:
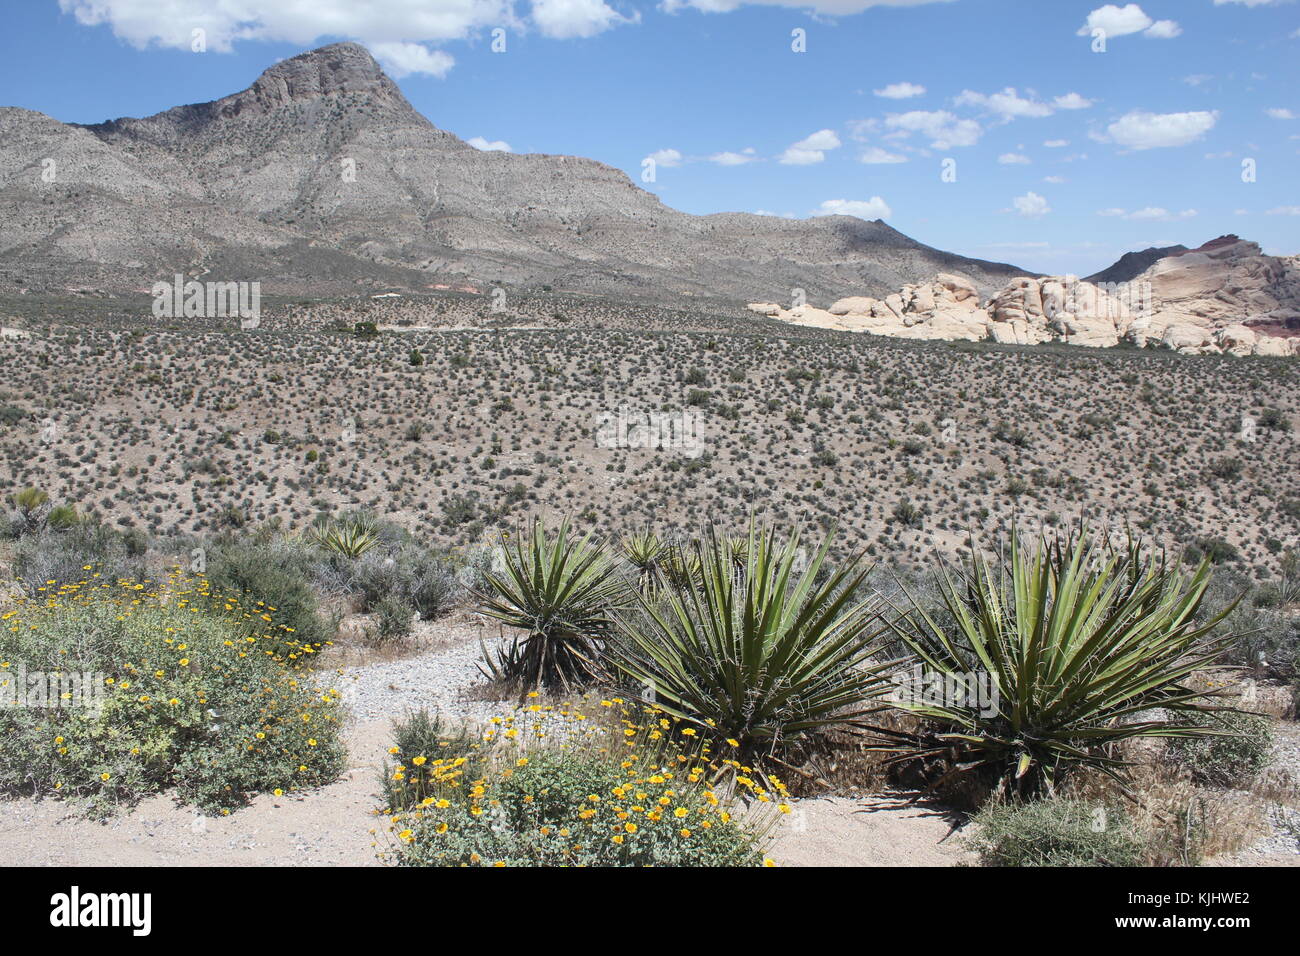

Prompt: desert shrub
[
  {"left": 380, "top": 709, "right": 485, "bottom": 810},
  {"left": 1166, "top": 710, "right": 1273, "bottom": 787},
  {"left": 382, "top": 702, "right": 773, "bottom": 867},
  {"left": 374, "top": 593, "right": 415, "bottom": 644},
  {"left": 609, "top": 522, "right": 895, "bottom": 773},
  {"left": 12, "top": 523, "right": 143, "bottom": 596},
  {"left": 968, "top": 799, "right": 1144, "bottom": 867},
  {"left": 349, "top": 545, "right": 463, "bottom": 619},
  {"left": 0, "top": 571, "right": 345, "bottom": 817},
  {"left": 880, "top": 528, "right": 1237, "bottom": 800},
  {"left": 205, "top": 536, "right": 332, "bottom": 647},
  {"left": 478, "top": 517, "right": 628, "bottom": 690}
]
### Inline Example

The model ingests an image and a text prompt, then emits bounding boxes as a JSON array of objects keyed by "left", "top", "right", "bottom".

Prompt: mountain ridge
[{"left": 0, "top": 42, "right": 1027, "bottom": 305}]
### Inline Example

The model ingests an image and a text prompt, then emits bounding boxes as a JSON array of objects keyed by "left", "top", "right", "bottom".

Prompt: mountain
[
  {"left": 1085, "top": 243, "right": 1189, "bottom": 286},
  {"left": 0, "top": 42, "right": 1025, "bottom": 306}
]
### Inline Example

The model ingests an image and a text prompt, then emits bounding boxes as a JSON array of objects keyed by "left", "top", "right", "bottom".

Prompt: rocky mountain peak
[{"left": 241, "top": 42, "right": 407, "bottom": 111}]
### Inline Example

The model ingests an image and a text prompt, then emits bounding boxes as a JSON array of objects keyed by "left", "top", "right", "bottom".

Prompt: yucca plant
[
  {"left": 10, "top": 486, "right": 50, "bottom": 534},
  {"left": 310, "top": 519, "right": 379, "bottom": 558},
  {"left": 609, "top": 522, "right": 897, "bottom": 773},
  {"left": 875, "top": 528, "right": 1239, "bottom": 799},
  {"left": 478, "top": 517, "right": 629, "bottom": 691},
  {"left": 621, "top": 529, "right": 667, "bottom": 592},
  {"left": 660, "top": 544, "right": 703, "bottom": 592}
]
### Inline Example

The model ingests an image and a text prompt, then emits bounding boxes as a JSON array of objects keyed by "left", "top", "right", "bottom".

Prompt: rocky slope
[
  {"left": 1085, "top": 243, "right": 1188, "bottom": 285},
  {"left": 753, "top": 236, "right": 1300, "bottom": 356},
  {"left": 0, "top": 42, "right": 1023, "bottom": 305}
]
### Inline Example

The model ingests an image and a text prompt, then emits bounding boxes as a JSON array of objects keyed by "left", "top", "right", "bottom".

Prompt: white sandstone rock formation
[{"left": 750, "top": 236, "right": 1298, "bottom": 357}]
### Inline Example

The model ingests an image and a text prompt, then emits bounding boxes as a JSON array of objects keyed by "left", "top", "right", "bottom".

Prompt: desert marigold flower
[
  {"left": 411, "top": 755, "right": 427, "bottom": 766},
  {"left": 779, "top": 803, "right": 792, "bottom": 814},
  {"left": 674, "top": 807, "right": 688, "bottom": 818},
  {"left": 273, "top": 788, "right": 284, "bottom": 797},
  {"left": 398, "top": 829, "right": 414, "bottom": 842}
]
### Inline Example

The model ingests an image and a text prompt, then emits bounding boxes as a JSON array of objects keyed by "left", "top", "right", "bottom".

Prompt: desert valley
[{"left": 1, "top": 10, "right": 1298, "bottom": 891}]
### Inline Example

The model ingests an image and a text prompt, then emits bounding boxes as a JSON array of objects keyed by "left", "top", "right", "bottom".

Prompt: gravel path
[{"left": 331, "top": 629, "right": 506, "bottom": 727}]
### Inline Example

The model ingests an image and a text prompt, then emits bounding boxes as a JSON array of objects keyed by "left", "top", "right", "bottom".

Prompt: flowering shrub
[
  {"left": 381, "top": 697, "right": 779, "bottom": 866},
  {"left": 0, "top": 568, "right": 345, "bottom": 817}
]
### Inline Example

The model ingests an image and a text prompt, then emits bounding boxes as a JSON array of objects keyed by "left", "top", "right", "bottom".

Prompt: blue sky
[{"left": 2, "top": 0, "right": 1297, "bottom": 276}]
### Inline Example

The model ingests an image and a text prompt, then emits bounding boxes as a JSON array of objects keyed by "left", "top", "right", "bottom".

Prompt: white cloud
[
  {"left": 1215, "top": 0, "right": 1290, "bottom": 6},
  {"left": 998, "top": 153, "right": 1031, "bottom": 164},
  {"left": 1044, "top": 139, "right": 1070, "bottom": 148},
  {"left": 645, "top": 148, "right": 683, "bottom": 167},
  {"left": 884, "top": 110, "right": 982, "bottom": 148},
  {"left": 874, "top": 82, "right": 926, "bottom": 99},
  {"left": 58, "top": 0, "right": 516, "bottom": 52},
  {"left": 813, "top": 197, "right": 893, "bottom": 220},
  {"left": 779, "top": 129, "right": 842, "bottom": 165},
  {"left": 1184, "top": 74, "right": 1214, "bottom": 86},
  {"left": 954, "top": 87, "right": 1053, "bottom": 120},
  {"left": 663, "top": 0, "right": 957, "bottom": 13},
  {"left": 1145, "top": 19, "right": 1181, "bottom": 38},
  {"left": 1053, "top": 93, "right": 1094, "bottom": 110},
  {"left": 1012, "top": 192, "right": 1051, "bottom": 217},
  {"left": 1266, "top": 206, "right": 1300, "bottom": 215},
  {"left": 1266, "top": 108, "right": 1297, "bottom": 119},
  {"left": 1104, "top": 110, "right": 1218, "bottom": 149},
  {"left": 859, "top": 147, "right": 908, "bottom": 164},
  {"left": 369, "top": 42, "right": 455, "bottom": 78},
  {"left": 1076, "top": 4, "right": 1180, "bottom": 40},
  {"left": 709, "top": 149, "right": 758, "bottom": 165},
  {"left": 54, "top": 0, "right": 631, "bottom": 68},
  {"left": 530, "top": 0, "right": 632, "bottom": 39},
  {"left": 1043, "top": 175, "right": 1067, "bottom": 184},
  {"left": 467, "top": 136, "right": 512, "bottom": 151},
  {"left": 1097, "top": 207, "right": 1198, "bottom": 221}
]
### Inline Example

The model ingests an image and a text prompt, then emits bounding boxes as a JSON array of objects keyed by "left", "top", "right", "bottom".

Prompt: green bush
[
  {"left": 206, "top": 537, "right": 332, "bottom": 647},
  {"left": 374, "top": 594, "right": 415, "bottom": 644},
  {"left": 968, "top": 799, "right": 1144, "bottom": 867},
  {"left": 383, "top": 703, "right": 772, "bottom": 867},
  {"left": 0, "top": 571, "right": 344, "bottom": 817},
  {"left": 1167, "top": 710, "right": 1273, "bottom": 787}
]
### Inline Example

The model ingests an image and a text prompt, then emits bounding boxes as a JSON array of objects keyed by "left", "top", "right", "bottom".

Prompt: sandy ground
[{"left": 0, "top": 715, "right": 971, "bottom": 867}]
